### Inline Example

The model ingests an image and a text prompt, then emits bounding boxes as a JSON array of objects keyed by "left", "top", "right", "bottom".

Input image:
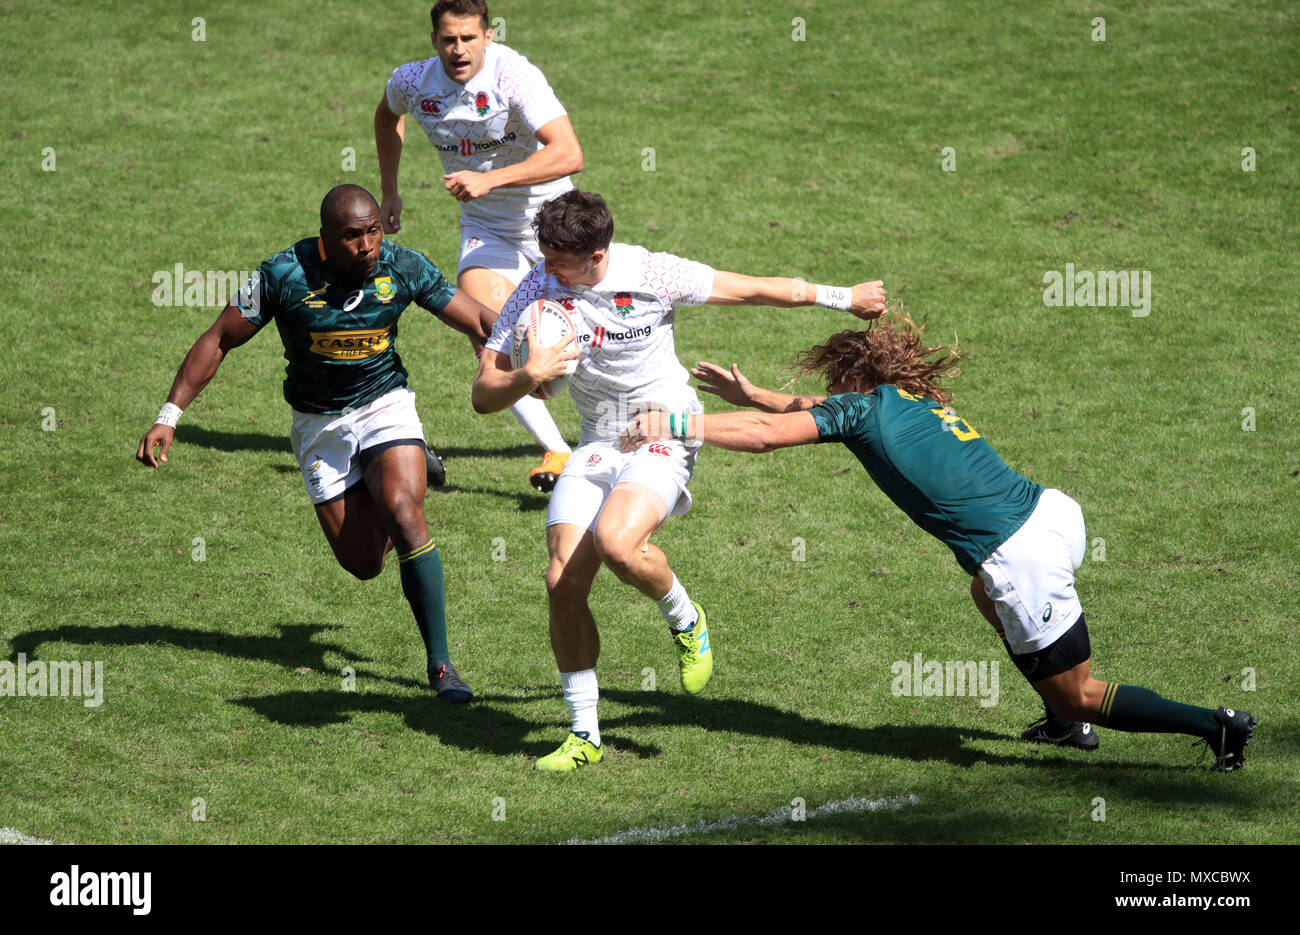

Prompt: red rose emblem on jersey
[
  {"left": 614, "top": 293, "right": 634, "bottom": 316},
  {"left": 475, "top": 91, "right": 489, "bottom": 116},
  {"left": 420, "top": 98, "right": 441, "bottom": 115}
]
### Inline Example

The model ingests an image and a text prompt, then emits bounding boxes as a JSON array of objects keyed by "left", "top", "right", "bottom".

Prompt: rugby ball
[{"left": 510, "top": 298, "right": 578, "bottom": 400}]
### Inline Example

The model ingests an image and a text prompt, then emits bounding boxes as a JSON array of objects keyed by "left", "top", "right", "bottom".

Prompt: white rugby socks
[
  {"left": 561, "top": 668, "right": 600, "bottom": 746},
  {"left": 658, "top": 574, "right": 699, "bottom": 631},
  {"left": 510, "top": 395, "right": 571, "bottom": 454}
]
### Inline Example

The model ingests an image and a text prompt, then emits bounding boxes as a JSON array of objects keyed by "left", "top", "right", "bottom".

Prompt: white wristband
[
  {"left": 155, "top": 402, "right": 183, "bottom": 428},
  {"left": 814, "top": 284, "right": 852, "bottom": 312}
]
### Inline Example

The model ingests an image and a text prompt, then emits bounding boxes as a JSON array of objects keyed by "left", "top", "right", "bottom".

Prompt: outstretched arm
[
  {"left": 622, "top": 409, "right": 821, "bottom": 454},
  {"left": 691, "top": 361, "right": 826, "bottom": 413},
  {"left": 438, "top": 289, "right": 496, "bottom": 345},
  {"left": 136, "top": 303, "right": 261, "bottom": 467},
  {"left": 706, "top": 272, "right": 885, "bottom": 320}
]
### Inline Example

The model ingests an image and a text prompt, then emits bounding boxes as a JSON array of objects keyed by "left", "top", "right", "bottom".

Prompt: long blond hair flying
[{"left": 792, "top": 310, "right": 963, "bottom": 405}]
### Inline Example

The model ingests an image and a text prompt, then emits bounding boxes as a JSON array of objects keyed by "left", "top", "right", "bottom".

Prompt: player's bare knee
[
  {"left": 388, "top": 489, "right": 424, "bottom": 524},
  {"left": 544, "top": 563, "right": 565, "bottom": 597},
  {"left": 546, "top": 560, "right": 590, "bottom": 604},
  {"left": 385, "top": 496, "right": 428, "bottom": 550},
  {"left": 339, "top": 552, "right": 385, "bottom": 581},
  {"left": 599, "top": 547, "right": 637, "bottom": 581},
  {"left": 592, "top": 530, "right": 636, "bottom": 578}
]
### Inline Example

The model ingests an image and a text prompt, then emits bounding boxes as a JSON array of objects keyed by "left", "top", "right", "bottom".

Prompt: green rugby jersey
[
  {"left": 809, "top": 387, "right": 1044, "bottom": 574},
  {"left": 233, "top": 238, "right": 456, "bottom": 414}
]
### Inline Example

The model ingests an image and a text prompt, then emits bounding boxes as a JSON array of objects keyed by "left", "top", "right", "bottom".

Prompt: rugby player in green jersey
[
  {"left": 623, "top": 314, "right": 1257, "bottom": 771},
  {"left": 136, "top": 184, "right": 495, "bottom": 702}
]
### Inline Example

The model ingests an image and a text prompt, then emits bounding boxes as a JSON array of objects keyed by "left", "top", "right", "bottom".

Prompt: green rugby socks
[
  {"left": 398, "top": 539, "right": 450, "bottom": 667},
  {"left": 1097, "top": 683, "right": 1220, "bottom": 737}
]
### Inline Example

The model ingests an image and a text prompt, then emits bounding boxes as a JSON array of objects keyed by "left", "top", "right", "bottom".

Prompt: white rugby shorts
[
  {"left": 547, "top": 441, "right": 697, "bottom": 530},
  {"left": 458, "top": 218, "right": 542, "bottom": 283},
  {"left": 290, "top": 388, "right": 425, "bottom": 505},
  {"left": 976, "top": 488, "right": 1087, "bottom": 655}
]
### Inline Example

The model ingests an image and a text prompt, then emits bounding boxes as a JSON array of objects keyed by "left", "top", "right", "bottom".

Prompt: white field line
[
  {"left": 0, "top": 827, "right": 60, "bottom": 845},
  {"left": 563, "top": 793, "right": 920, "bottom": 845}
]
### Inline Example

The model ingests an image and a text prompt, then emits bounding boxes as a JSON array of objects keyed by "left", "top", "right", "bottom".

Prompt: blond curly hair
[{"left": 792, "top": 310, "right": 962, "bottom": 405}]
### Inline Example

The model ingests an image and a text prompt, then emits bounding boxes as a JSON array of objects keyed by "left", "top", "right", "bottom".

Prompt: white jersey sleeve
[
  {"left": 485, "top": 266, "right": 551, "bottom": 354},
  {"left": 385, "top": 60, "right": 427, "bottom": 117},
  {"left": 644, "top": 251, "right": 715, "bottom": 308},
  {"left": 498, "top": 53, "right": 567, "bottom": 132}
]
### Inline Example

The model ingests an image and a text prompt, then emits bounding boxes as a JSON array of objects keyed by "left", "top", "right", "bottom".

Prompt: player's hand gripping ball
[{"left": 511, "top": 299, "right": 579, "bottom": 399}]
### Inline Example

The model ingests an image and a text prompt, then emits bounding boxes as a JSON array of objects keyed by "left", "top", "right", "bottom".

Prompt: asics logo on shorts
[{"left": 1042, "top": 602, "right": 1052, "bottom": 623}]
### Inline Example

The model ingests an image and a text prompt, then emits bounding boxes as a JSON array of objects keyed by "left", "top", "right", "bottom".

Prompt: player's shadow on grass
[
  {"left": 174, "top": 425, "right": 291, "bottom": 454},
  {"left": 438, "top": 482, "right": 549, "bottom": 511},
  {"left": 263, "top": 466, "right": 551, "bottom": 513},
  {"left": 596, "top": 688, "right": 1261, "bottom": 802},
  {"left": 223, "top": 680, "right": 1126, "bottom": 776},
  {"left": 434, "top": 444, "right": 541, "bottom": 460},
  {"left": 600, "top": 688, "right": 1020, "bottom": 768},
  {"left": 230, "top": 689, "right": 661, "bottom": 760},
  {"left": 235, "top": 684, "right": 1253, "bottom": 807},
  {"left": 6, "top": 622, "right": 412, "bottom": 691}
]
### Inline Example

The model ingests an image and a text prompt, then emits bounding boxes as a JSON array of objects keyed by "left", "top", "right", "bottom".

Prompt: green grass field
[{"left": 1, "top": 0, "right": 1297, "bottom": 845}]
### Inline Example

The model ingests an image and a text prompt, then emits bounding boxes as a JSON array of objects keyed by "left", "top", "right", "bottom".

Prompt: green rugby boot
[
  {"left": 672, "top": 602, "right": 713, "bottom": 695},
  {"left": 534, "top": 732, "right": 603, "bottom": 772}
]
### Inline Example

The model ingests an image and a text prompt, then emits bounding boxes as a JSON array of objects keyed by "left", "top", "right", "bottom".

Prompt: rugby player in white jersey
[
  {"left": 471, "top": 190, "right": 887, "bottom": 770},
  {"left": 375, "top": 0, "right": 582, "bottom": 492}
]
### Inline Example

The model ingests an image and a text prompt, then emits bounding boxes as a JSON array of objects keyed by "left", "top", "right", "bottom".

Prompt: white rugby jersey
[
  {"left": 386, "top": 43, "right": 574, "bottom": 233},
  {"left": 485, "top": 243, "right": 716, "bottom": 445}
]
